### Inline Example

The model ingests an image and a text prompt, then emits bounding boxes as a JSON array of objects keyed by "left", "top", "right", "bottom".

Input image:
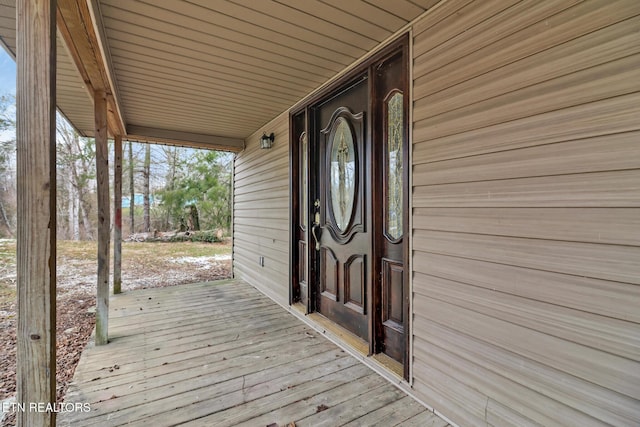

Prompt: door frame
[{"left": 290, "top": 33, "right": 410, "bottom": 379}]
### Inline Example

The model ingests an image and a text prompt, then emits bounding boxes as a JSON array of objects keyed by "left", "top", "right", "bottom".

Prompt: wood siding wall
[
  {"left": 233, "top": 113, "right": 290, "bottom": 307},
  {"left": 411, "top": 1, "right": 640, "bottom": 426}
]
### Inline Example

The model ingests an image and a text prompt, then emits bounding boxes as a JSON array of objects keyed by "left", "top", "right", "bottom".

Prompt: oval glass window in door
[{"left": 330, "top": 117, "right": 356, "bottom": 231}]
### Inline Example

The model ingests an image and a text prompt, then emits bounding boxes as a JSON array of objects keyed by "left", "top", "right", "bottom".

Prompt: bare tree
[
  {"left": 0, "top": 94, "right": 16, "bottom": 237},
  {"left": 143, "top": 143, "right": 151, "bottom": 232},
  {"left": 56, "top": 116, "right": 96, "bottom": 240},
  {"left": 128, "top": 140, "right": 135, "bottom": 234}
]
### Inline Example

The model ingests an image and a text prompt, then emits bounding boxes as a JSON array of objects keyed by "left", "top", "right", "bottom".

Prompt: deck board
[{"left": 58, "top": 280, "right": 445, "bottom": 426}]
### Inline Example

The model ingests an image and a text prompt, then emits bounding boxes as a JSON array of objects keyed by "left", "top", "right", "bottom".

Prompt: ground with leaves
[{"left": 0, "top": 239, "right": 231, "bottom": 426}]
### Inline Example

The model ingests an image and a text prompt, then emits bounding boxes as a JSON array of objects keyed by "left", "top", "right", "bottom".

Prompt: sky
[{"left": 0, "top": 46, "right": 16, "bottom": 95}]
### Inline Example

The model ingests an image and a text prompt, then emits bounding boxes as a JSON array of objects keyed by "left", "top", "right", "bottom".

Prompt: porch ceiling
[{"left": 0, "top": 0, "right": 438, "bottom": 149}]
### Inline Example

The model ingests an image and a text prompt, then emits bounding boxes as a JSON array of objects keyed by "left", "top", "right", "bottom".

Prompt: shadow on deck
[{"left": 58, "top": 280, "right": 447, "bottom": 426}]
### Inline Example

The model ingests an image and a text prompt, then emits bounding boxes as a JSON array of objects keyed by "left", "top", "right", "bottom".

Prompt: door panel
[
  {"left": 344, "top": 254, "right": 365, "bottom": 313},
  {"left": 320, "top": 247, "right": 339, "bottom": 300}
]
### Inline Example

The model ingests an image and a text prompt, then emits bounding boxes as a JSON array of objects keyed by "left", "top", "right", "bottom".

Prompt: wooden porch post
[
  {"left": 113, "top": 134, "right": 122, "bottom": 294},
  {"left": 15, "top": 0, "right": 57, "bottom": 425},
  {"left": 95, "top": 89, "right": 110, "bottom": 345}
]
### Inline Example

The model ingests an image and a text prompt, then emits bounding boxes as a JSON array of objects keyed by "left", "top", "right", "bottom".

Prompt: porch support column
[
  {"left": 113, "top": 134, "right": 122, "bottom": 294},
  {"left": 95, "top": 89, "right": 110, "bottom": 345},
  {"left": 15, "top": 0, "right": 57, "bottom": 425}
]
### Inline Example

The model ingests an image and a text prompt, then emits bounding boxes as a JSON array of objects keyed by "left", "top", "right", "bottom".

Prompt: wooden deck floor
[{"left": 58, "top": 280, "right": 447, "bottom": 427}]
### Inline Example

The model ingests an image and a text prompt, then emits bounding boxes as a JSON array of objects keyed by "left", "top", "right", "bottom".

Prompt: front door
[
  {"left": 291, "top": 35, "right": 409, "bottom": 377},
  {"left": 312, "top": 75, "right": 370, "bottom": 341}
]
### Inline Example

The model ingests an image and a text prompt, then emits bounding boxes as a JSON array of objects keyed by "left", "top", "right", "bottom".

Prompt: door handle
[{"left": 312, "top": 223, "right": 322, "bottom": 251}]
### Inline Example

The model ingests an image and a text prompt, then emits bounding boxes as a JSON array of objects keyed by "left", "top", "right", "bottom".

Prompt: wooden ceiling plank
[
  {"left": 364, "top": 0, "right": 425, "bottom": 21},
  {"left": 139, "top": 0, "right": 355, "bottom": 64},
  {"left": 126, "top": 118, "right": 253, "bottom": 136},
  {"left": 104, "top": 0, "right": 347, "bottom": 72},
  {"left": 0, "top": 35, "right": 15, "bottom": 56},
  {"left": 110, "top": 57, "right": 300, "bottom": 103},
  {"left": 123, "top": 106, "right": 272, "bottom": 129},
  {"left": 115, "top": 80, "right": 288, "bottom": 116},
  {"left": 188, "top": 0, "right": 371, "bottom": 52},
  {"left": 118, "top": 91, "right": 281, "bottom": 120},
  {"left": 314, "top": 0, "right": 408, "bottom": 31},
  {"left": 107, "top": 42, "right": 313, "bottom": 92},
  {"left": 105, "top": 34, "right": 326, "bottom": 88},
  {"left": 114, "top": 70, "right": 298, "bottom": 108},
  {"left": 233, "top": 0, "right": 384, "bottom": 46},
  {"left": 121, "top": 101, "right": 273, "bottom": 124},
  {"left": 125, "top": 125, "right": 245, "bottom": 152},
  {"left": 408, "top": 0, "right": 443, "bottom": 9},
  {"left": 102, "top": 22, "right": 329, "bottom": 86},
  {"left": 100, "top": 12, "right": 332, "bottom": 82}
]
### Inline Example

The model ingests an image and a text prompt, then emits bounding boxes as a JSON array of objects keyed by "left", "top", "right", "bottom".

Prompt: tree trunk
[
  {"left": 67, "top": 174, "right": 79, "bottom": 240},
  {"left": 129, "top": 141, "right": 135, "bottom": 234},
  {"left": 0, "top": 199, "right": 13, "bottom": 237},
  {"left": 143, "top": 143, "right": 151, "bottom": 232}
]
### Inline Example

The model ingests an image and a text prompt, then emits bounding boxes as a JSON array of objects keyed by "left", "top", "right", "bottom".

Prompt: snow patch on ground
[{"left": 169, "top": 255, "right": 232, "bottom": 270}]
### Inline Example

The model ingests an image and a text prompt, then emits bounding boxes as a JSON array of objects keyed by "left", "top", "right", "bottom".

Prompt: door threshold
[
  {"left": 306, "top": 312, "right": 403, "bottom": 379},
  {"left": 307, "top": 312, "right": 369, "bottom": 355},
  {"left": 372, "top": 352, "right": 403, "bottom": 378}
]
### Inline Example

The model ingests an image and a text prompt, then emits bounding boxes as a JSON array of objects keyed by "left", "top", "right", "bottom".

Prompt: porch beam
[
  {"left": 95, "top": 89, "right": 110, "bottom": 345},
  {"left": 56, "top": 0, "right": 125, "bottom": 137},
  {"left": 126, "top": 125, "right": 245, "bottom": 152},
  {"left": 113, "top": 134, "right": 122, "bottom": 294},
  {"left": 15, "top": 0, "right": 57, "bottom": 425}
]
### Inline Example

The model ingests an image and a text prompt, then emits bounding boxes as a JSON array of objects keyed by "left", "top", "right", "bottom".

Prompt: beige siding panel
[
  {"left": 413, "top": 93, "right": 640, "bottom": 163},
  {"left": 233, "top": 237, "right": 288, "bottom": 264},
  {"left": 411, "top": 357, "right": 488, "bottom": 426},
  {"left": 413, "top": 207, "right": 640, "bottom": 246},
  {"left": 234, "top": 197, "right": 289, "bottom": 211},
  {"left": 234, "top": 251, "right": 289, "bottom": 307},
  {"left": 414, "top": 337, "right": 606, "bottom": 427},
  {"left": 413, "top": 0, "right": 519, "bottom": 58},
  {"left": 414, "top": 229, "right": 640, "bottom": 285},
  {"left": 413, "top": 322, "right": 638, "bottom": 426},
  {"left": 233, "top": 112, "right": 290, "bottom": 305},
  {"left": 234, "top": 208, "right": 289, "bottom": 221},
  {"left": 412, "top": 0, "right": 475, "bottom": 36},
  {"left": 415, "top": 16, "right": 640, "bottom": 118},
  {"left": 413, "top": 170, "right": 640, "bottom": 208},
  {"left": 415, "top": 55, "right": 640, "bottom": 141},
  {"left": 485, "top": 399, "right": 545, "bottom": 427},
  {"left": 414, "top": 132, "right": 640, "bottom": 182},
  {"left": 234, "top": 179, "right": 289, "bottom": 197},
  {"left": 234, "top": 156, "right": 289, "bottom": 183},
  {"left": 233, "top": 187, "right": 291, "bottom": 205},
  {"left": 415, "top": 296, "right": 640, "bottom": 400},
  {"left": 414, "top": 252, "right": 640, "bottom": 324},
  {"left": 414, "top": 0, "right": 640, "bottom": 96},
  {"left": 411, "top": 1, "right": 640, "bottom": 425},
  {"left": 234, "top": 217, "right": 289, "bottom": 233},
  {"left": 414, "top": 273, "right": 640, "bottom": 361}
]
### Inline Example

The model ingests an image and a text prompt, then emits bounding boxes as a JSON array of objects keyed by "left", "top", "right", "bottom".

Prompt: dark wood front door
[
  {"left": 291, "top": 35, "right": 409, "bottom": 377},
  {"left": 313, "top": 76, "right": 370, "bottom": 341}
]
